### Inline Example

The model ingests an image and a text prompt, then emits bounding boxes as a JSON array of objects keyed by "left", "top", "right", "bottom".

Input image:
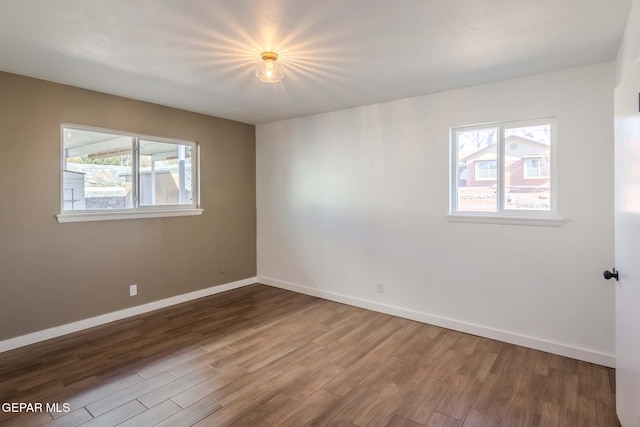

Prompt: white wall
[
  {"left": 617, "top": 0, "right": 640, "bottom": 82},
  {"left": 257, "top": 62, "right": 616, "bottom": 366}
]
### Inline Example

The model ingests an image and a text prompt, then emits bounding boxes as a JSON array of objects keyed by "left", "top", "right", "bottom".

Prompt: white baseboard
[
  {"left": 1, "top": 275, "right": 615, "bottom": 368},
  {"left": 0, "top": 277, "right": 257, "bottom": 353},
  {"left": 258, "top": 276, "right": 615, "bottom": 368}
]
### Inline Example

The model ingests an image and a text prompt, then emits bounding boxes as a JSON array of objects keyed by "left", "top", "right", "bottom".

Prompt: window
[
  {"left": 475, "top": 160, "right": 497, "bottom": 180},
  {"left": 59, "top": 125, "right": 201, "bottom": 222},
  {"left": 450, "top": 119, "right": 556, "bottom": 218},
  {"left": 524, "top": 157, "right": 550, "bottom": 179}
]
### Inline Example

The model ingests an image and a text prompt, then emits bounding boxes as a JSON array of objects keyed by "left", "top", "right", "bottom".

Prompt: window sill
[
  {"left": 56, "top": 208, "right": 204, "bottom": 223},
  {"left": 447, "top": 214, "right": 565, "bottom": 227}
]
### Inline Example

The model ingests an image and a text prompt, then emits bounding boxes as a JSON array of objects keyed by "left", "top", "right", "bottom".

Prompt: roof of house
[{"left": 459, "top": 135, "right": 550, "bottom": 164}]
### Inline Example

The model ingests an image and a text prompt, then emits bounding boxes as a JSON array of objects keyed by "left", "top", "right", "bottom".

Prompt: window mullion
[{"left": 496, "top": 126, "right": 505, "bottom": 213}]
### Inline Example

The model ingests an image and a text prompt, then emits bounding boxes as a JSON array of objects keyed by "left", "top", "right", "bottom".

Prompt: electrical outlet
[
  {"left": 377, "top": 282, "right": 384, "bottom": 293},
  {"left": 130, "top": 284, "right": 138, "bottom": 297}
]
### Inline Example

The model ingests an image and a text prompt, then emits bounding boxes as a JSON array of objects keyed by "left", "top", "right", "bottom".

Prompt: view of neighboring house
[
  {"left": 460, "top": 134, "right": 551, "bottom": 188},
  {"left": 457, "top": 134, "right": 551, "bottom": 211}
]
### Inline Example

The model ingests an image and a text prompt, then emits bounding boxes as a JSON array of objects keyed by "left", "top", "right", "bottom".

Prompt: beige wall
[{"left": 0, "top": 72, "right": 256, "bottom": 341}]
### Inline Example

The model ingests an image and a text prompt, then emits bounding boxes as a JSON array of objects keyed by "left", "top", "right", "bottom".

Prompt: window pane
[
  {"left": 63, "top": 128, "right": 133, "bottom": 210},
  {"left": 456, "top": 128, "right": 497, "bottom": 213},
  {"left": 139, "top": 140, "right": 193, "bottom": 206},
  {"left": 504, "top": 124, "right": 551, "bottom": 211}
]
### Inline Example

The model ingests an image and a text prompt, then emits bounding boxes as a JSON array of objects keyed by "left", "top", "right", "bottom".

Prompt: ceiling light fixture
[{"left": 256, "top": 51, "right": 284, "bottom": 83}]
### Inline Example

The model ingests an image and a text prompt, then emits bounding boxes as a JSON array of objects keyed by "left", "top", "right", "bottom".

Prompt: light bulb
[
  {"left": 256, "top": 52, "right": 284, "bottom": 83},
  {"left": 265, "top": 61, "right": 274, "bottom": 79}
]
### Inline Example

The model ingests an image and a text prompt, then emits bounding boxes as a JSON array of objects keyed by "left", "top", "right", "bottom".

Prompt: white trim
[
  {"left": 56, "top": 208, "right": 204, "bottom": 223},
  {"left": 258, "top": 276, "right": 614, "bottom": 368},
  {"left": 0, "top": 277, "right": 257, "bottom": 353},
  {"left": 447, "top": 214, "right": 565, "bottom": 227}
]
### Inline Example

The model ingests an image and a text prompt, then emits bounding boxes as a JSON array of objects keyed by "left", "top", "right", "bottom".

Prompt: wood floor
[{"left": 0, "top": 284, "right": 618, "bottom": 427}]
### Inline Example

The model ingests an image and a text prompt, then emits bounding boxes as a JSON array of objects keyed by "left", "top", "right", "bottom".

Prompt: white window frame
[
  {"left": 57, "top": 124, "right": 203, "bottom": 223},
  {"left": 449, "top": 118, "right": 563, "bottom": 226},
  {"left": 474, "top": 160, "right": 497, "bottom": 181}
]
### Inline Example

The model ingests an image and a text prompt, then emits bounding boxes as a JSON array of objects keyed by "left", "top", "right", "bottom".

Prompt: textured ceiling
[{"left": 0, "top": 0, "right": 632, "bottom": 124}]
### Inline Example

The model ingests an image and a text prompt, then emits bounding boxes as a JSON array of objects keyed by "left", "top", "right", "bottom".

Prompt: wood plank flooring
[{"left": 0, "top": 284, "right": 619, "bottom": 426}]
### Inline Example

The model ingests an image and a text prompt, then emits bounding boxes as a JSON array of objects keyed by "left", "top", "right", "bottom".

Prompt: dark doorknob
[{"left": 603, "top": 268, "right": 619, "bottom": 281}]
